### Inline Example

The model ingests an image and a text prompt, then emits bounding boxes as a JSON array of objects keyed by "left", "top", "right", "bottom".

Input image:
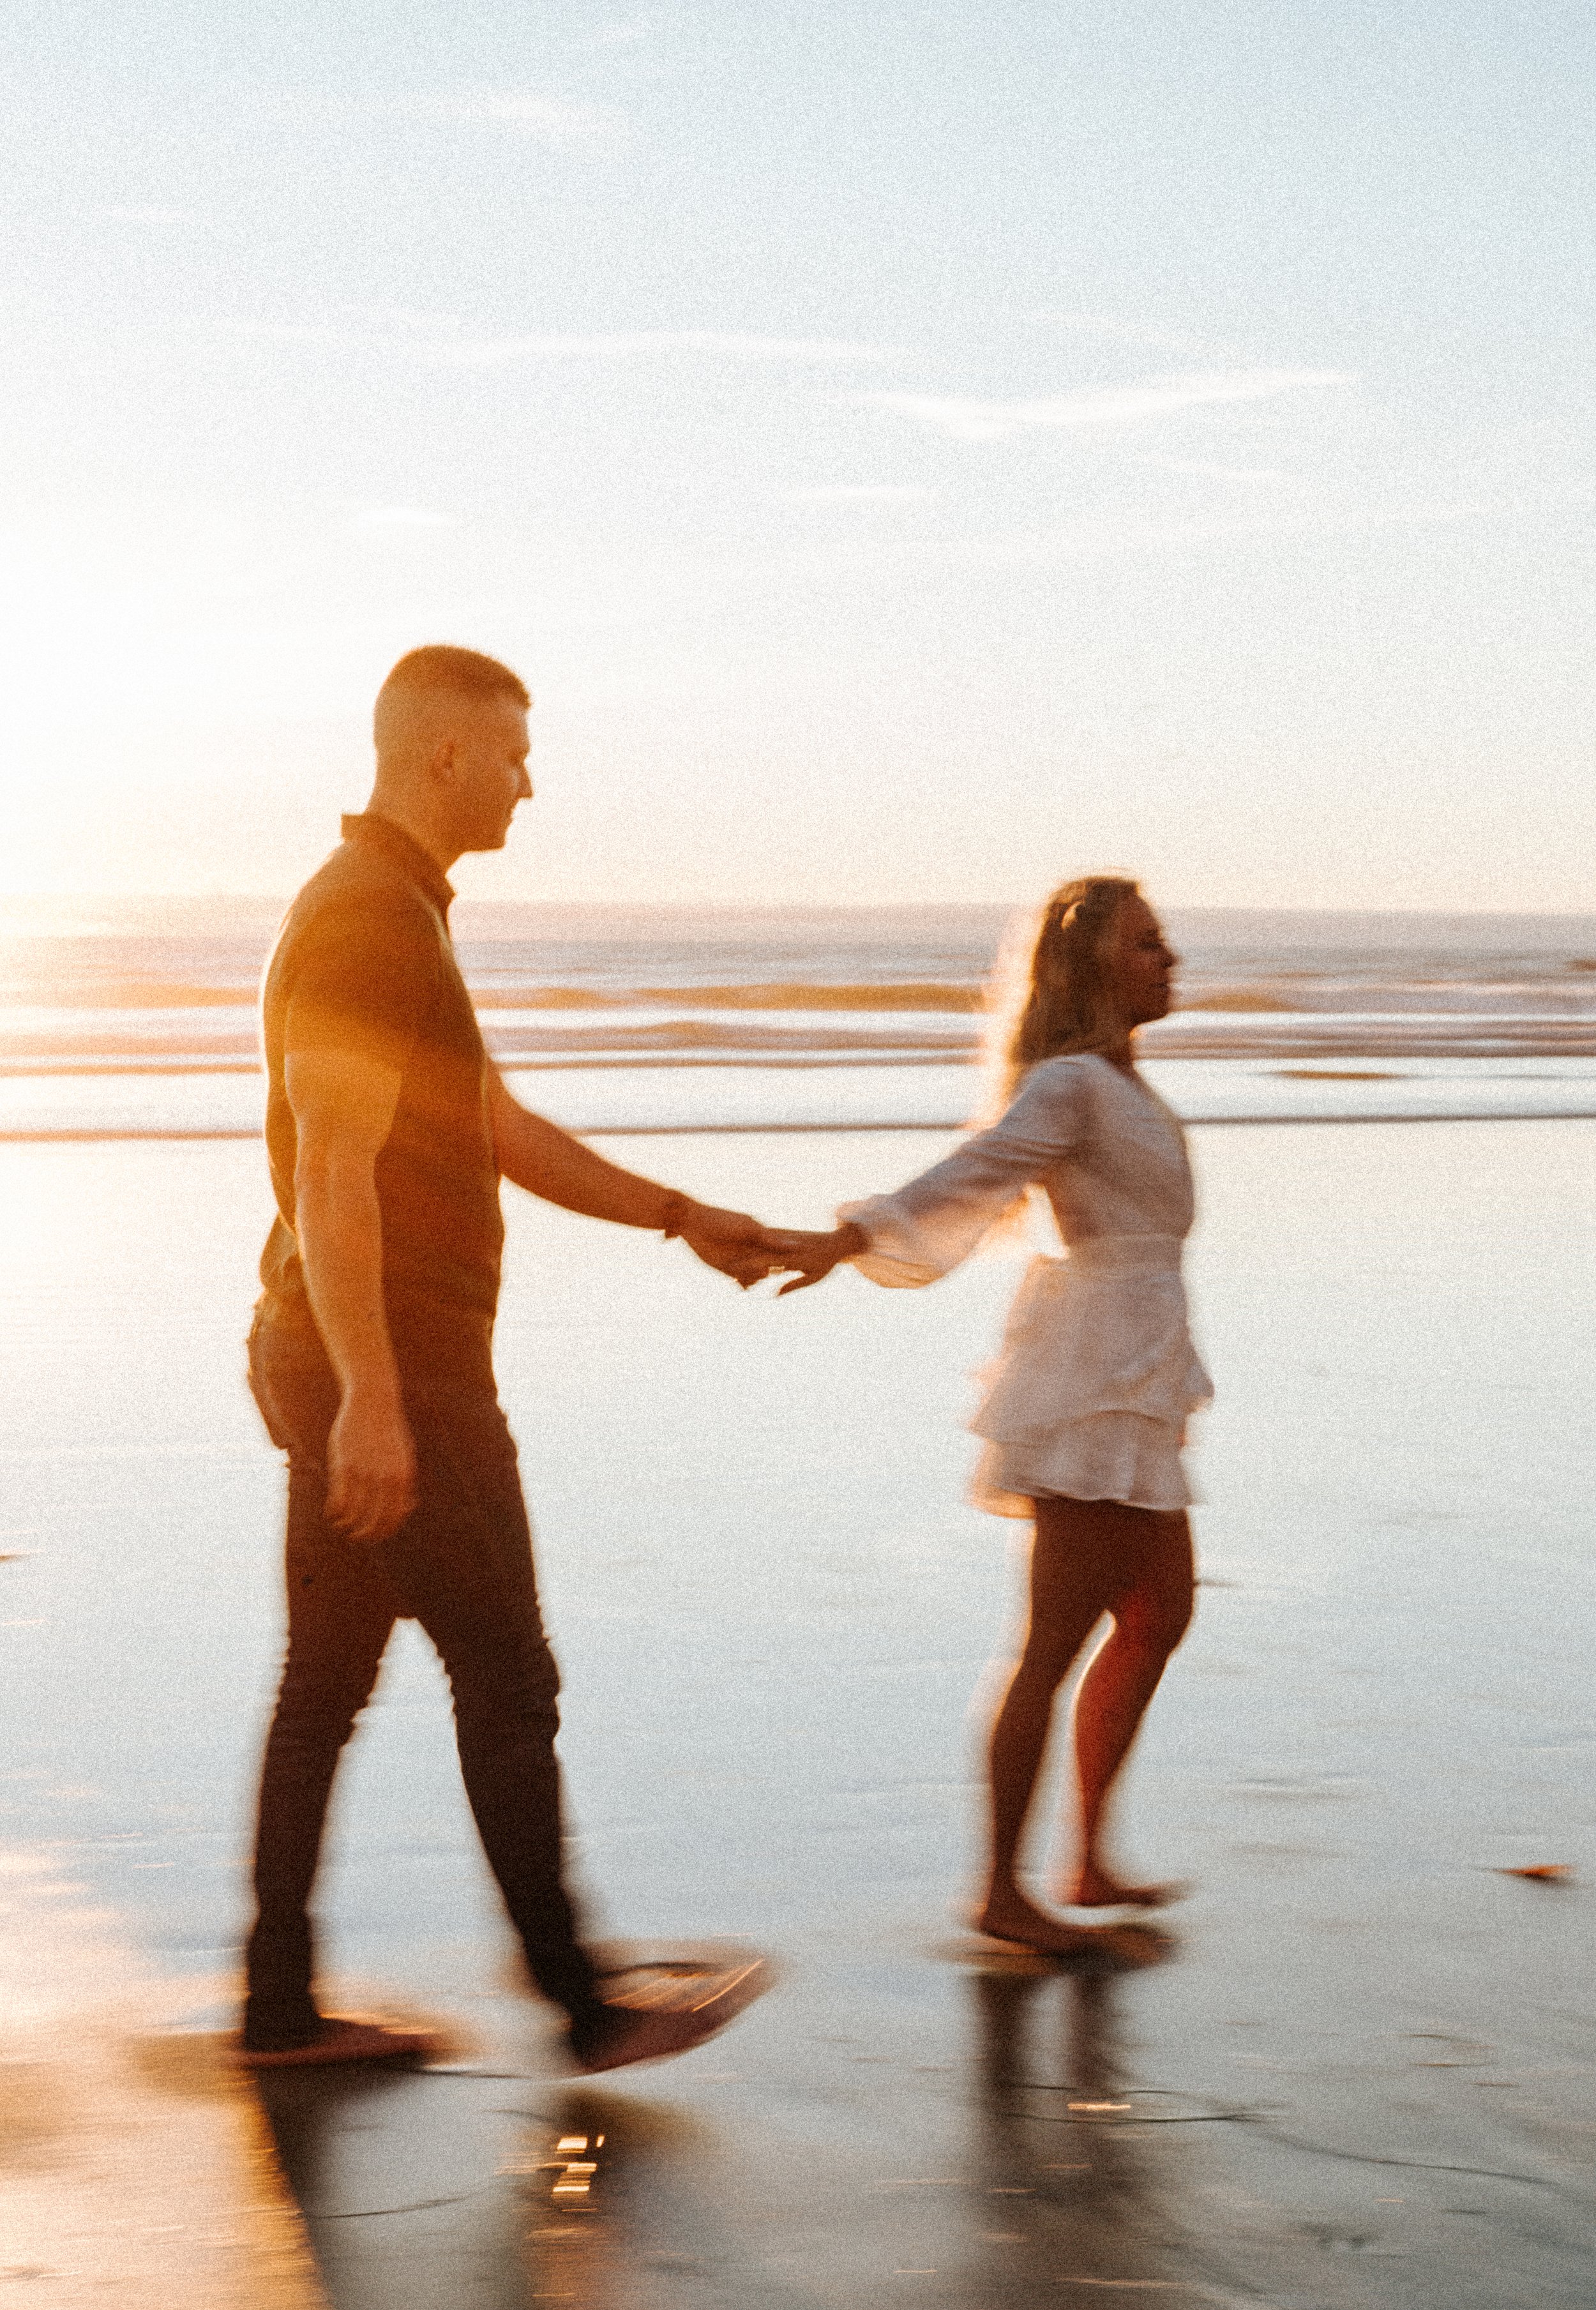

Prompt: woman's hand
[{"left": 762, "top": 1223, "right": 869, "bottom": 1295}]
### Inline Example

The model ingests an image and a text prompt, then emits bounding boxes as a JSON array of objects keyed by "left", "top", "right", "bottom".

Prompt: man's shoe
[
  {"left": 575, "top": 2001, "right": 723, "bottom": 2073},
  {"left": 238, "top": 2015, "right": 444, "bottom": 2068},
  {"left": 570, "top": 1949, "right": 773, "bottom": 2076}
]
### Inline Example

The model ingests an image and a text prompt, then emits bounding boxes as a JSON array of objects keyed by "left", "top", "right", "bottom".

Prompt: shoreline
[{"left": 7, "top": 1105, "right": 1596, "bottom": 1144}]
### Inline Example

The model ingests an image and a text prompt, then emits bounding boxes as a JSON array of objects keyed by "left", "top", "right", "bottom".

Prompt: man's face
[{"left": 449, "top": 695, "right": 533, "bottom": 852}]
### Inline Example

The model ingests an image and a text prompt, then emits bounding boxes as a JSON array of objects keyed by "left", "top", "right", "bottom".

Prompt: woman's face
[{"left": 1105, "top": 894, "right": 1178, "bottom": 1028}]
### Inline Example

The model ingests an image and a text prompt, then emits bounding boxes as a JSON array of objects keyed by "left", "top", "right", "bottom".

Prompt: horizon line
[{"left": 4, "top": 895, "right": 1596, "bottom": 923}]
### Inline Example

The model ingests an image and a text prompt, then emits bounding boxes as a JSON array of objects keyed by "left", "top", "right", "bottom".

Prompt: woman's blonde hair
[{"left": 977, "top": 875, "right": 1141, "bottom": 1121}]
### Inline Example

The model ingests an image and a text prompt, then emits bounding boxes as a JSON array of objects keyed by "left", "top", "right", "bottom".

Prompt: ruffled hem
[{"left": 970, "top": 1412, "right": 1194, "bottom": 1519}]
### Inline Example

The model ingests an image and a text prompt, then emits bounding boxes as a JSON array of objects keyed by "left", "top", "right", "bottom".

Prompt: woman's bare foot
[
  {"left": 974, "top": 1889, "right": 1103, "bottom": 1956},
  {"left": 1062, "top": 1862, "right": 1187, "bottom": 1910}
]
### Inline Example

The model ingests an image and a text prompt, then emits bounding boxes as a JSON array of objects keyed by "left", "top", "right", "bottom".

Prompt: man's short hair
[{"left": 374, "top": 645, "right": 531, "bottom": 743}]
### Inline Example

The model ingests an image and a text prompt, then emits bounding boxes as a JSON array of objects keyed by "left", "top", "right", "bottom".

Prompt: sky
[{"left": 2, "top": 1, "right": 1592, "bottom": 909}]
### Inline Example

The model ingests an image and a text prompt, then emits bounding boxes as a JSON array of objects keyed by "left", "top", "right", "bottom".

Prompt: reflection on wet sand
[
  {"left": 513, "top": 2090, "right": 715, "bottom": 2307},
  {"left": 236, "top": 1910, "right": 1596, "bottom": 2310},
  {"left": 515, "top": 2113, "right": 615, "bottom": 2307},
  {"left": 957, "top": 1963, "right": 1207, "bottom": 2300},
  {"left": 246, "top": 1940, "right": 1206, "bottom": 2310},
  {"left": 976, "top": 1972, "right": 1156, "bottom": 2285},
  {"left": 255, "top": 2057, "right": 726, "bottom": 2310},
  {"left": 13, "top": 1871, "right": 1596, "bottom": 2306},
  {"left": 0, "top": 1857, "right": 320, "bottom": 2306},
  {"left": 257, "top": 2057, "right": 536, "bottom": 2310}
]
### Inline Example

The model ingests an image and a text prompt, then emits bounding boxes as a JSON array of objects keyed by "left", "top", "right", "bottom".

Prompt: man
[{"left": 243, "top": 644, "right": 783, "bottom": 2070}]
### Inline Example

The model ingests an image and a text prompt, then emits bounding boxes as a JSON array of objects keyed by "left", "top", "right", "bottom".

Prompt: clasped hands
[{"left": 675, "top": 1202, "right": 864, "bottom": 1295}]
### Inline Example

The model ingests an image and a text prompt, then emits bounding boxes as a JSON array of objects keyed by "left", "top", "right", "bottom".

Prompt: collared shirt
[{"left": 257, "top": 812, "right": 503, "bottom": 1376}]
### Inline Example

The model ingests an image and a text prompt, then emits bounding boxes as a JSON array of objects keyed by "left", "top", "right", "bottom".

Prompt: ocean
[
  {"left": 3, "top": 891, "right": 1596, "bottom": 1136},
  {"left": 3, "top": 897, "right": 1596, "bottom": 1140}
]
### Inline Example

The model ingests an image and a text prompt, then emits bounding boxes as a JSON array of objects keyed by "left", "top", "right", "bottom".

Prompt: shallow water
[
  {"left": 2, "top": 1123, "right": 1595, "bottom": 2304},
  {"left": 6, "top": 903, "right": 1596, "bottom": 1151}
]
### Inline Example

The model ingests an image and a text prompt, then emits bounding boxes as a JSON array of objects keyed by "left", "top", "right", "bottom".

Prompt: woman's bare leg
[
  {"left": 977, "top": 1499, "right": 1129, "bottom": 1951},
  {"left": 1063, "top": 1508, "right": 1194, "bottom": 1907}
]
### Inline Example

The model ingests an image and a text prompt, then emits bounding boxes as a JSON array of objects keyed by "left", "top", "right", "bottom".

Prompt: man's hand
[
  {"left": 677, "top": 1204, "right": 797, "bottom": 1289},
  {"left": 325, "top": 1385, "right": 419, "bottom": 1543}
]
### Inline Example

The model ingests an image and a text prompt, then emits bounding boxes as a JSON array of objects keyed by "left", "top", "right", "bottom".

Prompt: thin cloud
[
  {"left": 1147, "top": 458, "right": 1307, "bottom": 486},
  {"left": 1030, "top": 310, "right": 1219, "bottom": 358},
  {"left": 859, "top": 369, "right": 1351, "bottom": 441},
  {"left": 102, "top": 204, "right": 188, "bottom": 224},
  {"left": 225, "top": 321, "right": 896, "bottom": 367},
  {"left": 231, "top": 322, "right": 352, "bottom": 347},
  {"left": 349, "top": 506, "right": 457, "bottom": 529},
  {"left": 386, "top": 87, "right": 624, "bottom": 142},
  {"left": 425, "top": 330, "right": 898, "bottom": 368},
  {"left": 471, "top": 91, "right": 623, "bottom": 138},
  {"left": 700, "top": 495, "right": 1496, "bottom": 589},
  {"left": 783, "top": 484, "right": 931, "bottom": 504},
  {"left": 589, "top": 15, "right": 659, "bottom": 44},
  {"left": 337, "top": 303, "right": 469, "bottom": 333}
]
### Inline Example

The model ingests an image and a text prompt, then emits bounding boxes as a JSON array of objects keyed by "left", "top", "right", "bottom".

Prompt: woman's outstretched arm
[{"left": 774, "top": 1056, "right": 1090, "bottom": 1295}]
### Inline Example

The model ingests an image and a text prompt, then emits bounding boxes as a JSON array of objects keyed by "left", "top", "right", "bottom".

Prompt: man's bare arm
[
  {"left": 287, "top": 1046, "right": 418, "bottom": 1541},
  {"left": 486, "top": 1067, "right": 783, "bottom": 1285}
]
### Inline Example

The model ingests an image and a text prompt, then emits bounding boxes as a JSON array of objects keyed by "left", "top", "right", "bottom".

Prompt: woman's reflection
[{"left": 952, "top": 1954, "right": 1187, "bottom": 2300}]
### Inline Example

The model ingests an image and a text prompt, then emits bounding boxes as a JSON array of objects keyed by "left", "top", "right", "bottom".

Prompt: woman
[{"left": 778, "top": 879, "right": 1211, "bottom": 1954}]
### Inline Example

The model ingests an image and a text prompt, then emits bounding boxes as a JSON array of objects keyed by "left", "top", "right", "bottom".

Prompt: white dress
[{"left": 839, "top": 1054, "right": 1212, "bottom": 1518}]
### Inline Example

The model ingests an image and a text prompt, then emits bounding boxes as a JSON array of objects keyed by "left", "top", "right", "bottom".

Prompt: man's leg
[
  {"left": 244, "top": 1329, "right": 400, "bottom": 2053},
  {"left": 395, "top": 1390, "right": 608, "bottom": 2054}
]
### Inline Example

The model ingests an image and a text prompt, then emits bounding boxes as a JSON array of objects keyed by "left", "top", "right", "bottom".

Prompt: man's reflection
[
  {"left": 255, "top": 2062, "right": 541, "bottom": 2309},
  {"left": 253, "top": 2061, "right": 717, "bottom": 2308}
]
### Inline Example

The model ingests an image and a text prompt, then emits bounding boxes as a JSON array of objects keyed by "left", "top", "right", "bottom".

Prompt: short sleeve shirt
[{"left": 258, "top": 813, "right": 504, "bottom": 1364}]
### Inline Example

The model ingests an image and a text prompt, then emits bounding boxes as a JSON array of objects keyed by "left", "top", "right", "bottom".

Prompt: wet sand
[
  {"left": 3, "top": 1122, "right": 1595, "bottom": 2304},
  {"left": 0, "top": 1855, "right": 322, "bottom": 2307}
]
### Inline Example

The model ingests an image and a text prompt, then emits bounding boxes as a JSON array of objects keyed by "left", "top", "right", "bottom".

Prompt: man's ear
[{"left": 427, "top": 736, "right": 462, "bottom": 787}]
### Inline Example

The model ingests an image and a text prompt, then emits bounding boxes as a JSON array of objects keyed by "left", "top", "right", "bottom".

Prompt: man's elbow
[{"left": 492, "top": 1106, "right": 569, "bottom": 1198}]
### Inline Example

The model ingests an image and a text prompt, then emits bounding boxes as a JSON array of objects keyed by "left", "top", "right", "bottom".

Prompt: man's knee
[
  {"left": 271, "top": 1650, "right": 384, "bottom": 1743},
  {"left": 451, "top": 1682, "right": 562, "bottom": 1771},
  {"left": 442, "top": 1617, "right": 562, "bottom": 1738}
]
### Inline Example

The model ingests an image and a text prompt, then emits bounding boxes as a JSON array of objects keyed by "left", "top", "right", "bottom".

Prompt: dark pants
[{"left": 243, "top": 1306, "right": 606, "bottom": 2053}]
